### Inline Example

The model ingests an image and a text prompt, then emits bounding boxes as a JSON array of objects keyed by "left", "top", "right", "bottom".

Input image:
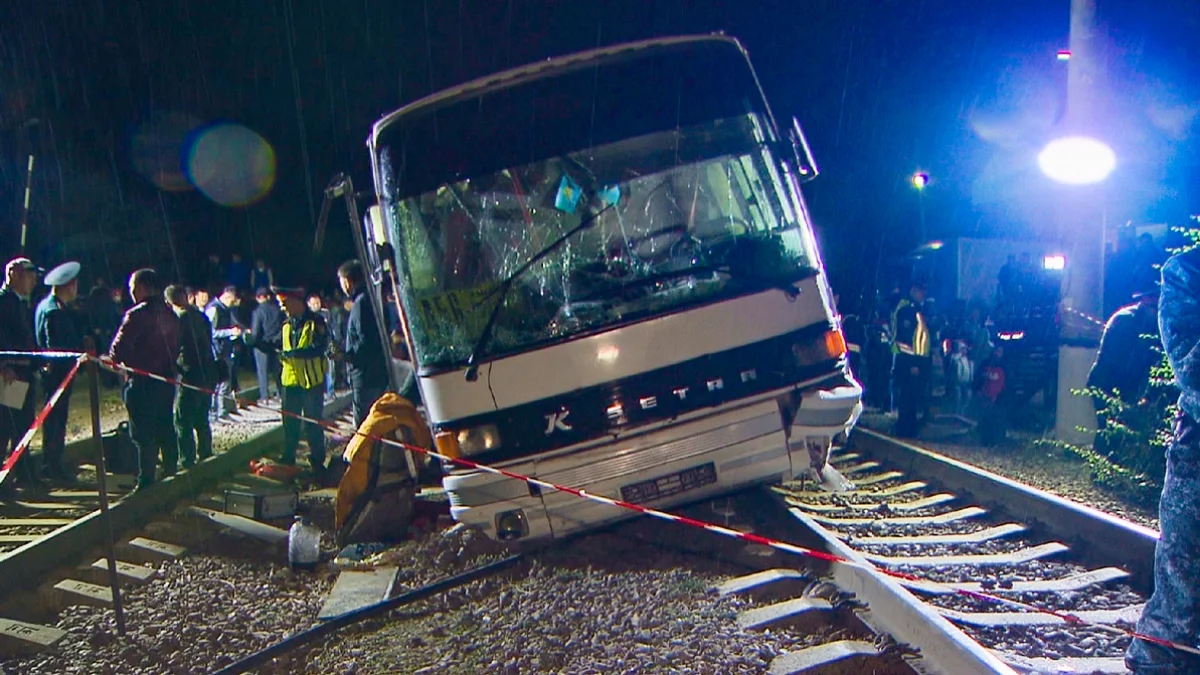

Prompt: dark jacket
[
  {"left": 205, "top": 299, "right": 241, "bottom": 360},
  {"left": 84, "top": 286, "right": 120, "bottom": 340},
  {"left": 250, "top": 301, "right": 285, "bottom": 354},
  {"left": 0, "top": 286, "right": 37, "bottom": 380},
  {"left": 250, "top": 266, "right": 273, "bottom": 291},
  {"left": 344, "top": 289, "right": 389, "bottom": 389},
  {"left": 1087, "top": 301, "right": 1160, "bottom": 404},
  {"left": 226, "top": 260, "right": 250, "bottom": 290},
  {"left": 328, "top": 304, "right": 349, "bottom": 346},
  {"left": 176, "top": 305, "right": 218, "bottom": 386},
  {"left": 109, "top": 299, "right": 180, "bottom": 380},
  {"left": 35, "top": 293, "right": 84, "bottom": 382}
]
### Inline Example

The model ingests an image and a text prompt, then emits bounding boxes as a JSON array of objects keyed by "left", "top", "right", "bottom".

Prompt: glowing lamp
[
  {"left": 1056, "top": 50, "right": 1072, "bottom": 61},
  {"left": 911, "top": 172, "right": 930, "bottom": 189},
  {"left": 1043, "top": 254, "right": 1066, "bottom": 271},
  {"left": 1037, "top": 137, "right": 1116, "bottom": 185}
]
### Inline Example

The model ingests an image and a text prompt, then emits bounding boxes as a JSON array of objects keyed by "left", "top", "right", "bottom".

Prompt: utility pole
[
  {"left": 14, "top": 119, "right": 40, "bottom": 255},
  {"left": 19, "top": 154, "right": 34, "bottom": 256},
  {"left": 1053, "top": 0, "right": 1109, "bottom": 445}
]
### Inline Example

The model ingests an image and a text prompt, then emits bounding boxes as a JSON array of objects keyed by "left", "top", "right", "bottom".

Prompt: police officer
[
  {"left": 35, "top": 261, "right": 84, "bottom": 482},
  {"left": 166, "top": 284, "right": 216, "bottom": 467},
  {"left": 1088, "top": 288, "right": 1161, "bottom": 453},
  {"left": 108, "top": 269, "right": 180, "bottom": 490},
  {"left": 1127, "top": 249, "right": 1200, "bottom": 673},
  {"left": 206, "top": 285, "right": 243, "bottom": 421},
  {"left": 0, "top": 257, "right": 43, "bottom": 488},
  {"left": 890, "top": 279, "right": 932, "bottom": 438},
  {"left": 336, "top": 260, "right": 390, "bottom": 427},
  {"left": 275, "top": 286, "right": 328, "bottom": 473}
]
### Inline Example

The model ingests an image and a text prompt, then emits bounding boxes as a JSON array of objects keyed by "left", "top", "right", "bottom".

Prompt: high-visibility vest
[
  {"left": 890, "top": 299, "right": 932, "bottom": 358},
  {"left": 281, "top": 316, "right": 327, "bottom": 389}
]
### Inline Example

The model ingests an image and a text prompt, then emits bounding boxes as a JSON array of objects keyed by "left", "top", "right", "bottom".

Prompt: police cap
[
  {"left": 271, "top": 285, "right": 305, "bottom": 299},
  {"left": 44, "top": 261, "right": 81, "bottom": 287}
]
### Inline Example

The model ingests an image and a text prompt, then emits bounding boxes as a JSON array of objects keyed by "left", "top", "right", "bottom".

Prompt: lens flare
[
  {"left": 187, "top": 124, "right": 277, "bottom": 207},
  {"left": 1037, "top": 136, "right": 1116, "bottom": 185}
]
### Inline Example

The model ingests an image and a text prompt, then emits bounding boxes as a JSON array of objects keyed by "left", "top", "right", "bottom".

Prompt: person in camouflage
[{"left": 1126, "top": 248, "right": 1200, "bottom": 673}]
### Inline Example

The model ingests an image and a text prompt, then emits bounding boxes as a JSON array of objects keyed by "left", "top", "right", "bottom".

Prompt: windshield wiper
[{"left": 464, "top": 203, "right": 614, "bottom": 381}]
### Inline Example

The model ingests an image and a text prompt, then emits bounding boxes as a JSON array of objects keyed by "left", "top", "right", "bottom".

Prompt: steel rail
[
  {"left": 0, "top": 395, "right": 351, "bottom": 600},
  {"left": 852, "top": 428, "right": 1159, "bottom": 593},
  {"left": 209, "top": 554, "right": 525, "bottom": 675}
]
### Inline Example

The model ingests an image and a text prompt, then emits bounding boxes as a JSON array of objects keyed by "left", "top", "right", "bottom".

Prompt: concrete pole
[{"left": 1055, "top": 0, "right": 1106, "bottom": 445}]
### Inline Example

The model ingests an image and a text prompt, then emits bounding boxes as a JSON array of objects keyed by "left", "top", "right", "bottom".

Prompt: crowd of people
[
  {"left": 855, "top": 280, "right": 1015, "bottom": 443},
  {"left": 849, "top": 235, "right": 1169, "bottom": 447},
  {"left": 0, "top": 252, "right": 404, "bottom": 496},
  {"left": 847, "top": 279, "right": 1017, "bottom": 445}
]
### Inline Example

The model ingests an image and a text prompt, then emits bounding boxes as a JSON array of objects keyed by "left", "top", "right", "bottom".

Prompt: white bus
[{"left": 356, "top": 33, "right": 862, "bottom": 541}]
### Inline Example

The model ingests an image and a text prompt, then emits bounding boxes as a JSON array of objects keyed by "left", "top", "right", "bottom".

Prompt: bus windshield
[{"left": 373, "top": 41, "right": 820, "bottom": 371}]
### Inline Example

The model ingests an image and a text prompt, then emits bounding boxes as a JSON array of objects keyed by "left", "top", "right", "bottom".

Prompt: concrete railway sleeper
[
  {"left": 0, "top": 392, "right": 353, "bottom": 660},
  {"left": 0, "top": 395, "right": 1168, "bottom": 673},
  {"left": 773, "top": 429, "right": 1163, "bottom": 674}
]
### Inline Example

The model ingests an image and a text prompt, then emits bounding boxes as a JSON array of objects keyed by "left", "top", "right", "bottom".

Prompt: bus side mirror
[{"left": 788, "top": 117, "right": 820, "bottom": 183}]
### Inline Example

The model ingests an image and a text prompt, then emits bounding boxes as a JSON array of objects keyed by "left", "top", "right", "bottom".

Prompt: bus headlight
[
  {"left": 792, "top": 329, "right": 847, "bottom": 367},
  {"left": 495, "top": 509, "right": 529, "bottom": 540},
  {"left": 455, "top": 424, "right": 502, "bottom": 455}
]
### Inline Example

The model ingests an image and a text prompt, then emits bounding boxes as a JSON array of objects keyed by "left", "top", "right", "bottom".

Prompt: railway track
[
  {"left": 748, "top": 427, "right": 1157, "bottom": 675},
  {"left": 0, "top": 391, "right": 353, "bottom": 656},
  {"left": 0, "top": 408, "right": 1159, "bottom": 674}
]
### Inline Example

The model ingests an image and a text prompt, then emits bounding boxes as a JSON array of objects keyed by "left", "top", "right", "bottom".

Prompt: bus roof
[{"left": 368, "top": 33, "right": 760, "bottom": 147}]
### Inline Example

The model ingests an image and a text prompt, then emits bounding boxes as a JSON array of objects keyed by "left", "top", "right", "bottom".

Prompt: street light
[
  {"left": 911, "top": 172, "right": 929, "bottom": 242},
  {"left": 1037, "top": 136, "right": 1116, "bottom": 185}
]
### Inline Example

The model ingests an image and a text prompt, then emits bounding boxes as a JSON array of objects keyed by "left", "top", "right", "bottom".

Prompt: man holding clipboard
[{"left": 0, "top": 257, "right": 44, "bottom": 490}]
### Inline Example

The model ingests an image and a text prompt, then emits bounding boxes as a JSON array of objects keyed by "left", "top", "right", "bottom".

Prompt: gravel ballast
[
  {"left": 3, "top": 489, "right": 917, "bottom": 675},
  {"left": 857, "top": 414, "right": 1159, "bottom": 529}
]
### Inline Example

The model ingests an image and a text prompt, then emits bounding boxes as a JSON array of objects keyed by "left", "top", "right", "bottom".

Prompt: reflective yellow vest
[
  {"left": 281, "top": 315, "right": 328, "bottom": 389},
  {"left": 890, "top": 298, "right": 932, "bottom": 358}
]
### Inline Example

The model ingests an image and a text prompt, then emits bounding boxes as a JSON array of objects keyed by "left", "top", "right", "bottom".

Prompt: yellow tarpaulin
[{"left": 335, "top": 392, "right": 433, "bottom": 530}]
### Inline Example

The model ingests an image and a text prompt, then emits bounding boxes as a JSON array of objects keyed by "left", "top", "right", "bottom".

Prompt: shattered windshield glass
[{"left": 381, "top": 114, "right": 818, "bottom": 371}]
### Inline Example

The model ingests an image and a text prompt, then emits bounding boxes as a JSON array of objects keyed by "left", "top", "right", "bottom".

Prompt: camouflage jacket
[{"left": 1159, "top": 248, "right": 1200, "bottom": 421}]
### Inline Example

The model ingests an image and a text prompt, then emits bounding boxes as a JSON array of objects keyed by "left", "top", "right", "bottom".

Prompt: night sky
[{"left": 2, "top": 0, "right": 1198, "bottom": 306}]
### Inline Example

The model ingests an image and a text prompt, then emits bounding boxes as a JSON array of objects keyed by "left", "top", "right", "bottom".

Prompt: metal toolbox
[{"left": 223, "top": 489, "right": 298, "bottom": 521}]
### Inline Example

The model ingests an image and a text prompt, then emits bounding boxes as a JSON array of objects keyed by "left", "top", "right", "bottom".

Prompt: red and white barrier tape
[
  {"left": 0, "top": 354, "right": 85, "bottom": 485},
  {"left": 66, "top": 353, "right": 1200, "bottom": 657}
]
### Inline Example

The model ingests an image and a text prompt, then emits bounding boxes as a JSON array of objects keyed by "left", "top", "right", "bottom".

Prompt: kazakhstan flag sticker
[{"left": 554, "top": 174, "right": 583, "bottom": 214}]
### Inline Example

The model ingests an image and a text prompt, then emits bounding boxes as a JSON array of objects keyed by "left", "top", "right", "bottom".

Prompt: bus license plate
[{"left": 620, "top": 462, "right": 718, "bottom": 505}]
